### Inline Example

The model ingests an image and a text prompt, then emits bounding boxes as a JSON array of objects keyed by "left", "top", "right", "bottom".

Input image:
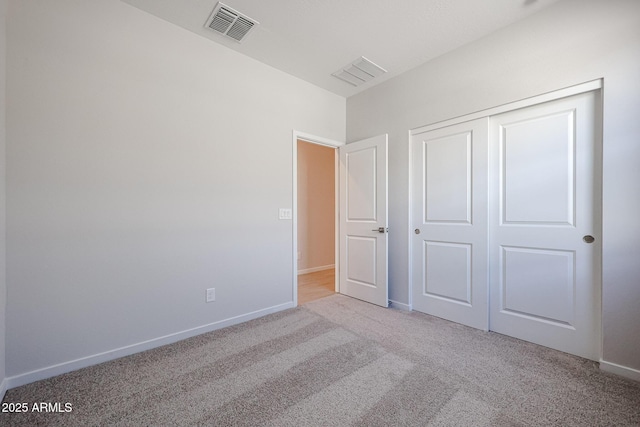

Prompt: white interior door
[
  {"left": 489, "top": 91, "right": 601, "bottom": 360},
  {"left": 411, "top": 119, "right": 489, "bottom": 330},
  {"left": 339, "top": 134, "right": 388, "bottom": 307}
]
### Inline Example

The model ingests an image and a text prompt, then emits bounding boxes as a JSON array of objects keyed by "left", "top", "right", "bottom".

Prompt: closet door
[
  {"left": 412, "top": 119, "right": 489, "bottom": 330},
  {"left": 489, "top": 91, "right": 601, "bottom": 360}
]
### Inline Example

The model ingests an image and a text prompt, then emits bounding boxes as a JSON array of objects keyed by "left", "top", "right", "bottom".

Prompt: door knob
[
  {"left": 583, "top": 235, "right": 595, "bottom": 243},
  {"left": 372, "top": 227, "right": 386, "bottom": 233},
  {"left": 414, "top": 229, "right": 421, "bottom": 234}
]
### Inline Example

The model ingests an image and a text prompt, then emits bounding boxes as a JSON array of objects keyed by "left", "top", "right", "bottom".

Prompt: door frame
[
  {"left": 292, "top": 130, "right": 344, "bottom": 307},
  {"left": 408, "top": 78, "right": 603, "bottom": 345}
]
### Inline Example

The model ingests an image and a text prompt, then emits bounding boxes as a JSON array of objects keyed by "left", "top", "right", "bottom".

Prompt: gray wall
[
  {"left": 0, "top": 0, "right": 7, "bottom": 395},
  {"left": 347, "top": 0, "right": 640, "bottom": 372},
  {"left": 6, "top": 0, "right": 345, "bottom": 381}
]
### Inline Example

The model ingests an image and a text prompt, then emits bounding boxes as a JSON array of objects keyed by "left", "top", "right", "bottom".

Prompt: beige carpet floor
[{"left": 2, "top": 294, "right": 639, "bottom": 426}]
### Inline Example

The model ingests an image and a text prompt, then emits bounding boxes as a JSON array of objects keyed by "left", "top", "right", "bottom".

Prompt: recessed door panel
[
  {"left": 502, "top": 111, "right": 575, "bottom": 225},
  {"left": 424, "top": 241, "right": 471, "bottom": 304},
  {"left": 501, "top": 246, "right": 574, "bottom": 325},
  {"left": 424, "top": 132, "right": 471, "bottom": 224},
  {"left": 346, "top": 148, "right": 377, "bottom": 222},
  {"left": 347, "top": 236, "right": 377, "bottom": 288}
]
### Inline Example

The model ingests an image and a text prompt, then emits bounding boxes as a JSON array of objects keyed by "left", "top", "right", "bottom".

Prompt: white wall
[
  {"left": 0, "top": 0, "right": 7, "bottom": 397},
  {"left": 347, "top": 0, "right": 640, "bottom": 373},
  {"left": 297, "top": 141, "right": 335, "bottom": 272},
  {"left": 5, "top": 0, "right": 344, "bottom": 382}
]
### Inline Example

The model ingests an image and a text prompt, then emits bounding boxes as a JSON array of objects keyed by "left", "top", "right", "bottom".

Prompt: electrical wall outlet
[{"left": 206, "top": 288, "right": 215, "bottom": 303}]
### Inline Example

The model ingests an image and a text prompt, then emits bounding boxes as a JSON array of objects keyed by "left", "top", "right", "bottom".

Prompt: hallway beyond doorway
[{"left": 298, "top": 268, "right": 335, "bottom": 305}]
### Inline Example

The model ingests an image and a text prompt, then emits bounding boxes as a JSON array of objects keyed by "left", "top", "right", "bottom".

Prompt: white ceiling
[{"left": 122, "top": 0, "right": 563, "bottom": 98}]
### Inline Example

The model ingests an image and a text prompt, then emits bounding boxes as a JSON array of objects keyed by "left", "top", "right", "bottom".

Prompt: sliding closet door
[
  {"left": 489, "top": 91, "right": 601, "bottom": 360},
  {"left": 411, "top": 119, "right": 489, "bottom": 330}
]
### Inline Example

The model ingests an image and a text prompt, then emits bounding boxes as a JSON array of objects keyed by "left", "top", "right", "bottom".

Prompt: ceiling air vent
[
  {"left": 332, "top": 57, "right": 387, "bottom": 87},
  {"left": 205, "top": 2, "right": 258, "bottom": 43}
]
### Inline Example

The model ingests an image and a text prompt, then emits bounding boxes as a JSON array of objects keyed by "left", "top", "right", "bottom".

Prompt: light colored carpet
[{"left": 2, "top": 294, "right": 639, "bottom": 426}]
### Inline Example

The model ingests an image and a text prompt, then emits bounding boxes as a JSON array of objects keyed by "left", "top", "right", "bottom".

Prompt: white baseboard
[
  {"left": 298, "top": 264, "right": 335, "bottom": 275},
  {"left": 5, "top": 301, "right": 294, "bottom": 390},
  {"left": 0, "top": 377, "right": 8, "bottom": 401},
  {"left": 600, "top": 360, "right": 640, "bottom": 382},
  {"left": 389, "top": 300, "right": 411, "bottom": 311}
]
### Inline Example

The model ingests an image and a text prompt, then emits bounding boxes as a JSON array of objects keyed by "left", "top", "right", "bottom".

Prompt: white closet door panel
[
  {"left": 489, "top": 91, "right": 601, "bottom": 361},
  {"left": 412, "top": 119, "right": 489, "bottom": 330}
]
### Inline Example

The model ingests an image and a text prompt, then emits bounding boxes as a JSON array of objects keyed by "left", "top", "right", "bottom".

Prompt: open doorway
[
  {"left": 292, "top": 131, "right": 388, "bottom": 308},
  {"left": 296, "top": 139, "right": 337, "bottom": 304}
]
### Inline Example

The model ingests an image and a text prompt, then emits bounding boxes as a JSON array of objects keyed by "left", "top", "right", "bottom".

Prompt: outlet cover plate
[{"left": 279, "top": 208, "right": 292, "bottom": 220}]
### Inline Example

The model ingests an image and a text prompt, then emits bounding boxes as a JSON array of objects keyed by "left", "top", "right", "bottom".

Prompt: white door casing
[
  {"left": 339, "top": 134, "right": 389, "bottom": 307},
  {"left": 489, "top": 91, "right": 601, "bottom": 361},
  {"left": 411, "top": 119, "right": 489, "bottom": 330}
]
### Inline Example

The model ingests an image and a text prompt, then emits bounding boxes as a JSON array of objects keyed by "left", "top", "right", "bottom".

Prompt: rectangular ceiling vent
[
  {"left": 332, "top": 57, "right": 387, "bottom": 87},
  {"left": 205, "top": 2, "right": 259, "bottom": 43}
]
